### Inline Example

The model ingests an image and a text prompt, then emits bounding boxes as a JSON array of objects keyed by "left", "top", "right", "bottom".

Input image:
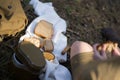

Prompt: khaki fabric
[
  {"left": 71, "top": 52, "right": 120, "bottom": 80},
  {"left": 71, "top": 52, "right": 94, "bottom": 80},
  {"left": 0, "top": 0, "right": 28, "bottom": 36}
]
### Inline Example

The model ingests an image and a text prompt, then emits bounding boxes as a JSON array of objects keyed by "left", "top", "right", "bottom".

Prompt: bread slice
[
  {"left": 43, "top": 39, "right": 54, "bottom": 52},
  {"left": 97, "top": 41, "right": 118, "bottom": 53},
  {"left": 34, "top": 20, "right": 53, "bottom": 39},
  {"left": 43, "top": 52, "right": 55, "bottom": 61},
  {"left": 24, "top": 37, "right": 40, "bottom": 48},
  {"left": 97, "top": 41, "right": 118, "bottom": 58}
]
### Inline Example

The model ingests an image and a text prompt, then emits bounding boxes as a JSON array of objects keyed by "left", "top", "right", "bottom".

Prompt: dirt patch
[
  {"left": 51, "top": 0, "right": 120, "bottom": 44},
  {"left": 0, "top": 0, "right": 120, "bottom": 79}
]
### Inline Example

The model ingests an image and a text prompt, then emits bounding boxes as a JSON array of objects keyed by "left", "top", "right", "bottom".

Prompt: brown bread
[
  {"left": 43, "top": 39, "right": 54, "bottom": 52},
  {"left": 34, "top": 20, "right": 53, "bottom": 39}
]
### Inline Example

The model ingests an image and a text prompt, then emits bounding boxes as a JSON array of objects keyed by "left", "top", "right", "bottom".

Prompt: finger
[
  {"left": 101, "top": 44, "right": 107, "bottom": 57},
  {"left": 93, "top": 43, "right": 100, "bottom": 54},
  {"left": 114, "top": 43, "right": 118, "bottom": 48},
  {"left": 93, "top": 43, "right": 108, "bottom": 60},
  {"left": 113, "top": 47, "right": 120, "bottom": 56},
  {"left": 93, "top": 43, "right": 99, "bottom": 50},
  {"left": 93, "top": 43, "right": 104, "bottom": 59},
  {"left": 112, "top": 43, "right": 120, "bottom": 56},
  {"left": 100, "top": 49, "right": 107, "bottom": 59},
  {"left": 102, "top": 43, "right": 108, "bottom": 51}
]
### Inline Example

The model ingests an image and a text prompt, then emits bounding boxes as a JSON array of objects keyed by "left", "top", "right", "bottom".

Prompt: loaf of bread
[
  {"left": 43, "top": 52, "right": 55, "bottom": 61},
  {"left": 34, "top": 20, "right": 53, "bottom": 39}
]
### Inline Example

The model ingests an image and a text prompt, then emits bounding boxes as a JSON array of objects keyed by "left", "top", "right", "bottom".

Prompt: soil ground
[{"left": 0, "top": 0, "right": 120, "bottom": 80}]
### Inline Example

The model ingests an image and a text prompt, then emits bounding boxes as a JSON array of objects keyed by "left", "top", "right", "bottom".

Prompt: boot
[{"left": 9, "top": 41, "right": 46, "bottom": 80}]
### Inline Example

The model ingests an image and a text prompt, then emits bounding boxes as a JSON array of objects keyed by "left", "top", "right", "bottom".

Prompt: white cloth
[
  {"left": 26, "top": 0, "right": 67, "bottom": 62},
  {"left": 20, "top": 16, "right": 67, "bottom": 62},
  {"left": 18, "top": 0, "right": 72, "bottom": 80},
  {"left": 39, "top": 60, "right": 72, "bottom": 80}
]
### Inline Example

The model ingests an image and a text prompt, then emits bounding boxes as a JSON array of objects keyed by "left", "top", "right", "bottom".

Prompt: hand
[
  {"left": 93, "top": 43, "right": 107, "bottom": 60},
  {"left": 93, "top": 43, "right": 120, "bottom": 60}
]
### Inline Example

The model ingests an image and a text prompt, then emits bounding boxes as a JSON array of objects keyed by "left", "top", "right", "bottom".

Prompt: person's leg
[
  {"left": 70, "top": 41, "right": 94, "bottom": 80},
  {"left": 70, "top": 41, "right": 120, "bottom": 80},
  {"left": 70, "top": 41, "right": 93, "bottom": 59}
]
